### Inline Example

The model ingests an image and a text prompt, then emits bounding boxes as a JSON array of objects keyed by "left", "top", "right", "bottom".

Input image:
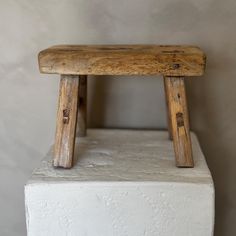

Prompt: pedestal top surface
[{"left": 29, "top": 129, "right": 212, "bottom": 185}]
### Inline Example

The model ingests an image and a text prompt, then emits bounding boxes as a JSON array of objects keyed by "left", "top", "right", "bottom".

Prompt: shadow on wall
[
  {"left": 88, "top": 75, "right": 111, "bottom": 127},
  {"left": 88, "top": 75, "right": 166, "bottom": 129}
]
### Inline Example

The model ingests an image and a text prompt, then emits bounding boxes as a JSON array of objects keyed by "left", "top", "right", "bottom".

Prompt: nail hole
[{"left": 63, "top": 109, "right": 70, "bottom": 124}]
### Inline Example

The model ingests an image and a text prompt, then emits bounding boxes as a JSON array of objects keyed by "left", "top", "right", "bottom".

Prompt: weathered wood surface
[
  {"left": 76, "top": 75, "right": 87, "bottom": 137},
  {"left": 54, "top": 75, "right": 79, "bottom": 168},
  {"left": 163, "top": 77, "right": 173, "bottom": 140},
  {"left": 38, "top": 45, "right": 206, "bottom": 76},
  {"left": 164, "top": 76, "right": 194, "bottom": 167}
]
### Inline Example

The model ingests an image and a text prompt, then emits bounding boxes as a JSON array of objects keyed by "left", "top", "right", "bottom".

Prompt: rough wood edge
[{"left": 163, "top": 77, "right": 173, "bottom": 140}]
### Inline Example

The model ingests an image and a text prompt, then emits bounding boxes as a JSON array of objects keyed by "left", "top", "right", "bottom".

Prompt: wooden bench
[{"left": 38, "top": 45, "right": 206, "bottom": 168}]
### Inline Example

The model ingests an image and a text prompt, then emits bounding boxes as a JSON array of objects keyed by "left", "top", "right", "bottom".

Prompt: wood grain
[
  {"left": 38, "top": 45, "right": 206, "bottom": 76},
  {"left": 54, "top": 75, "right": 79, "bottom": 168},
  {"left": 164, "top": 76, "right": 194, "bottom": 167},
  {"left": 163, "top": 77, "right": 173, "bottom": 140},
  {"left": 76, "top": 75, "right": 87, "bottom": 137}
]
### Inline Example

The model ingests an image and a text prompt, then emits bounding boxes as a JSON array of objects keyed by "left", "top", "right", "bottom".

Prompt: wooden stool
[{"left": 38, "top": 45, "right": 206, "bottom": 169}]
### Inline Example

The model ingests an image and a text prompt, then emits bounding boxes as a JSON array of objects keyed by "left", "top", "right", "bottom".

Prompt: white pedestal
[{"left": 25, "top": 129, "right": 214, "bottom": 236}]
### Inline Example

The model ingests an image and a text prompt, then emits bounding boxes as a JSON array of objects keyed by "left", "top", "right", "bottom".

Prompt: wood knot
[
  {"left": 172, "top": 63, "right": 180, "bottom": 69},
  {"left": 63, "top": 109, "right": 70, "bottom": 124},
  {"left": 176, "top": 112, "right": 184, "bottom": 127}
]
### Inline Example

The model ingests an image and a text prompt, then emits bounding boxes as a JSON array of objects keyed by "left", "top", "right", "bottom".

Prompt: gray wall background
[{"left": 0, "top": 0, "right": 235, "bottom": 235}]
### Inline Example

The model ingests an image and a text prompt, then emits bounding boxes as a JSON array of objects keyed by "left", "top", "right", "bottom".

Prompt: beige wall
[{"left": 0, "top": 0, "right": 235, "bottom": 235}]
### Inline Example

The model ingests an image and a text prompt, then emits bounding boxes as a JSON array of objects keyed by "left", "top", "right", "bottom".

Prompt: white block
[{"left": 25, "top": 129, "right": 214, "bottom": 236}]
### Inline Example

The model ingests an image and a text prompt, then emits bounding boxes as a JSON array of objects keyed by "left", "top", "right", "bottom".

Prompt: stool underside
[{"left": 38, "top": 45, "right": 206, "bottom": 76}]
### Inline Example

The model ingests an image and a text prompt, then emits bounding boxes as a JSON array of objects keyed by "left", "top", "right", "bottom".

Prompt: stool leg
[
  {"left": 164, "top": 76, "right": 194, "bottom": 167},
  {"left": 54, "top": 75, "right": 79, "bottom": 168},
  {"left": 163, "top": 77, "right": 173, "bottom": 140},
  {"left": 77, "top": 75, "right": 87, "bottom": 137}
]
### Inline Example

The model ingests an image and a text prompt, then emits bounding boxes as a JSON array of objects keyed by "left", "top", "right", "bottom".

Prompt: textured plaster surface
[
  {"left": 0, "top": 1, "right": 235, "bottom": 235},
  {"left": 25, "top": 130, "right": 214, "bottom": 236},
  {"left": 31, "top": 129, "right": 212, "bottom": 184}
]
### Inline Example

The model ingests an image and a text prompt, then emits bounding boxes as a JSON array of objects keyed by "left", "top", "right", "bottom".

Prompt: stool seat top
[{"left": 38, "top": 45, "right": 206, "bottom": 76}]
